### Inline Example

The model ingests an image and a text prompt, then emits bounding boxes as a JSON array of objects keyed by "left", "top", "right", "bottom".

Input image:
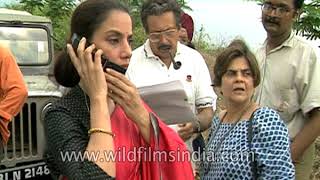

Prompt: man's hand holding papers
[{"left": 138, "top": 80, "right": 197, "bottom": 125}]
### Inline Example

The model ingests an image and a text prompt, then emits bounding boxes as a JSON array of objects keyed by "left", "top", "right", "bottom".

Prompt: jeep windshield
[{"left": 0, "top": 26, "right": 50, "bottom": 65}]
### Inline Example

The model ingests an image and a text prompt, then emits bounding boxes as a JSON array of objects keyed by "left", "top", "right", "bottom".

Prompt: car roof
[{"left": 0, "top": 8, "right": 51, "bottom": 23}]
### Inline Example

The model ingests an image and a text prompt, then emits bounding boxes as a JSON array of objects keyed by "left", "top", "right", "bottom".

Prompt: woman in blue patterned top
[{"left": 201, "top": 39, "right": 294, "bottom": 179}]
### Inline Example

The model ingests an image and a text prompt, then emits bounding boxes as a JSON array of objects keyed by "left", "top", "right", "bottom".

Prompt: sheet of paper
[{"left": 138, "top": 80, "right": 196, "bottom": 125}]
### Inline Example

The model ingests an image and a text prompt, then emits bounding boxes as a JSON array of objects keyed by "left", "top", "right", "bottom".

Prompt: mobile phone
[{"left": 71, "top": 33, "right": 126, "bottom": 74}]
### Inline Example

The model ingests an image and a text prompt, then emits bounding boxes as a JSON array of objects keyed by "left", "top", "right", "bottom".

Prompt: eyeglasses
[
  {"left": 261, "top": 2, "right": 293, "bottom": 16},
  {"left": 149, "top": 28, "right": 178, "bottom": 43}
]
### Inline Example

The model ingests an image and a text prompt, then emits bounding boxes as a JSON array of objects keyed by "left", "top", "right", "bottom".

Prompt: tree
[
  {"left": 249, "top": 0, "right": 320, "bottom": 40},
  {"left": 43, "top": 0, "right": 75, "bottom": 49},
  {"left": 295, "top": 0, "right": 320, "bottom": 40}
]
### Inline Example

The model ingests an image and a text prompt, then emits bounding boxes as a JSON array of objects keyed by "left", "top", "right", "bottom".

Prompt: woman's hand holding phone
[
  {"left": 71, "top": 33, "right": 126, "bottom": 74},
  {"left": 105, "top": 68, "right": 149, "bottom": 125},
  {"left": 67, "top": 37, "right": 108, "bottom": 100}
]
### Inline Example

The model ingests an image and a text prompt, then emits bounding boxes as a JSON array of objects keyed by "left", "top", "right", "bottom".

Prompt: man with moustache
[
  {"left": 126, "top": 0, "right": 216, "bottom": 174},
  {"left": 254, "top": 0, "right": 320, "bottom": 179}
]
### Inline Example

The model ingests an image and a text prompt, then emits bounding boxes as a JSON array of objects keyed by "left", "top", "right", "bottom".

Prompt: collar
[
  {"left": 263, "top": 31, "right": 295, "bottom": 53},
  {"left": 281, "top": 31, "right": 295, "bottom": 48},
  {"left": 143, "top": 39, "right": 182, "bottom": 60}
]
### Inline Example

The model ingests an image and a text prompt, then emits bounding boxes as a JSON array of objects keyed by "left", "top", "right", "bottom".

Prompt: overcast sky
[
  {"left": 186, "top": 0, "right": 267, "bottom": 49},
  {"left": 186, "top": 0, "right": 319, "bottom": 49}
]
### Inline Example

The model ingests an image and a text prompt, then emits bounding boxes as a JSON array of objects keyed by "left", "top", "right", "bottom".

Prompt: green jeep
[{"left": 0, "top": 9, "right": 62, "bottom": 180}]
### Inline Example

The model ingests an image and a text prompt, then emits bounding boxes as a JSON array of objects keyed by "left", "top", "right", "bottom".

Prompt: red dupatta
[
  {"left": 111, "top": 103, "right": 194, "bottom": 180},
  {"left": 61, "top": 102, "right": 194, "bottom": 180}
]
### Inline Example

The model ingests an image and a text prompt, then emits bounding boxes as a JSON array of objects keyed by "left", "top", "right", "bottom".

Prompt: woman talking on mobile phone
[{"left": 44, "top": 0, "right": 193, "bottom": 179}]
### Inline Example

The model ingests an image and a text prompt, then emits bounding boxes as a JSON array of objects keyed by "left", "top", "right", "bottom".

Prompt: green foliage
[
  {"left": 295, "top": 0, "right": 320, "bottom": 40},
  {"left": 194, "top": 26, "right": 213, "bottom": 53},
  {"left": 176, "top": 0, "right": 192, "bottom": 11},
  {"left": 43, "top": 0, "right": 75, "bottom": 49},
  {"left": 4, "top": 3, "right": 24, "bottom": 11},
  {"left": 193, "top": 26, "right": 227, "bottom": 56},
  {"left": 19, "top": 0, "right": 44, "bottom": 13}
]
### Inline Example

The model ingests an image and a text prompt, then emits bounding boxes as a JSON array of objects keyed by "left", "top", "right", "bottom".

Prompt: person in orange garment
[{"left": 0, "top": 45, "right": 28, "bottom": 146}]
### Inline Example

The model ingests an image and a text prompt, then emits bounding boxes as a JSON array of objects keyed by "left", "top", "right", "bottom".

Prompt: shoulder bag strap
[{"left": 248, "top": 109, "right": 258, "bottom": 180}]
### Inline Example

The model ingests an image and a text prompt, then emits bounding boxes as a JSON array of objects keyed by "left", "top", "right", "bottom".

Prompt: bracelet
[{"left": 88, "top": 128, "right": 115, "bottom": 138}]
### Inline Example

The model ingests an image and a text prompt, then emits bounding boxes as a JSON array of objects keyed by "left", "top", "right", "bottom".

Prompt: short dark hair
[
  {"left": 213, "top": 39, "right": 261, "bottom": 87},
  {"left": 293, "top": 0, "right": 304, "bottom": 10},
  {"left": 141, "top": 0, "right": 182, "bottom": 33},
  {"left": 54, "top": 0, "right": 129, "bottom": 87}
]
